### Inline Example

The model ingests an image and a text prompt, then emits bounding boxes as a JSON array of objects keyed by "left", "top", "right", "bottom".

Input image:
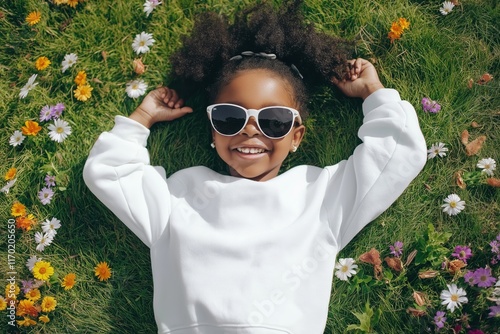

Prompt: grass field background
[{"left": 0, "top": 0, "right": 498, "bottom": 333}]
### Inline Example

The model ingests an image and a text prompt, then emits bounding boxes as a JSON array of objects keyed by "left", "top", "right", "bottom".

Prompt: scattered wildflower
[
  {"left": 334, "top": 258, "right": 358, "bottom": 281},
  {"left": 61, "top": 53, "right": 78, "bottom": 73},
  {"left": 132, "top": 31, "right": 155, "bottom": 54},
  {"left": 61, "top": 273, "right": 76, "bottom": 290},
  {"left": 1, "top": 178, "right": 17, "bottom": 194},
  {"left": 67, "top": 0, "right": 79, "bottom": 8},
  {"left": 19, "top": 74, "right": 38, "bottom": 99},
  {"left": 143, "top": 0, "right": 162, "bottom": 17},
  {"left": 22, "top": 120, "right": 42, "bottom": 136},
  {"left": 464, "top": 270, "right": 476, "bottom": 286},
  {"left": 38, "top": 187, "right": 54, "bottom": 205},
  {"left": 5, "top": 283, "right": 20, "bottom": 299},
  {"left": 0, "top": 296, "right": 6, "bottom": 311},
  {"left": 26, "top": 11, "right": 41, "bottom": 25},
  {"left": 17, "top": 316, "right": 37, "bottom": 327},
  {"left": 45, "top": 174, "right": 56, "bottom": 187},
  {"left": 52, "top": 102, "right": 65, "bottom": 118},
  {"left": 41, "top": 296, "right": 57, "bottom": 312},
  {"left": 26, "top": 256, "right": 42, "bottom": 271},
  {"left": 434, "top": 310, "right": 447, "bottom": 329},
  {"left": 74, "top": 84, "right": 93, "bottom": 101},
  {"left": 17, "top": 299, "right": 38, "bottom": 317},
  {"left": 126, "top": 79, "right": 148, "bottom": 98},
  {"left": 440, "top": 1, "right": 455, "bottom": 15},
  {"left": 94, "top": 262, "right": 112, "bottom": 281},
  {"left": 398, "top": 17, "right": 410, "bottom": 30},
  {"left": 11, "top": 202, "right": 27, "bottom": 217},
  {"left": 441, "top": 194, "right": 465, "bottom": 216},
  {"left": 421, "top": 97, "right": 441, "bottom": 113},
  {"left": 440, "top": 283, "right": 468, "bottom": 312},
  {"left": 473, "top": 267, "right": 496, "bottom": 288},
  {"left": 48, "top": 118, "right": 72, "bottom": 142},
  {"left": 388, "top": 17, "right": 410, "bottom": 42},
  {"left": 16, "top": 214, "right": 37, "bottom": 231},
  {"left": 25, "top": 288, "right": 41, "bottom": 302},
  {"left": 4, "top": 167, "right": 16, "bottom": 181},
  {"left": 390, "top": 241, "right": 404, "bottom": 257},
  {"left": 74, "top": 70, "right": 87, "bottom": 85},
  {"left": 41, "top": 217, "right": 61, "bottom": 237},
  {"left": 39, "top": 105, "right": 54, "bottom": 122},
  {"left": 427, "top": 142, "right": 448, "bottom": 159},
  {"left": 35, "top": 231, "right": 54, "bottom": 252},
  {"left": 32, "top": 261, "right": 54, "bottom": 281},
  {"left": 489, "top": 305, "right": 500, "bottom": 318},
  {"left": 39, "top": 315, "right": 50, "bottom": 323},
  {"left": 9, "top": 130, "right": 26, "bottom": 146},
  {"left": 35, "top": 56, "right": 51, "bottom": 70},
  {"left": 452, "top": 245, "right": 472, "bottom": 263},
  {"left": 477, "top": 158, "right": 496, "bottom": 176}
]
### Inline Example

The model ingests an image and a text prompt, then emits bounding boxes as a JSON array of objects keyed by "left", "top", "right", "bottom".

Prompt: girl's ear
[{"left": 290, "top": 125, "right": 306, "bottom": 152}]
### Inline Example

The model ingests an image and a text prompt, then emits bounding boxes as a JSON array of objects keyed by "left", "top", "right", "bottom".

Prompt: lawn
[{"left": 0, "top": 0, "right": 498, "bottom": 333}]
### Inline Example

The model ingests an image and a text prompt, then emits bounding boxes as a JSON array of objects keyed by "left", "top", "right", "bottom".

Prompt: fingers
[
  {"left": 347, "top": 58, "right": 364, "bottom": 80},
  {"left": 160, "top": 87, "right": 185, "bottom": 109}
]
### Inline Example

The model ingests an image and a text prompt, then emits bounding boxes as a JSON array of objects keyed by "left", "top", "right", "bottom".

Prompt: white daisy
[
  {"left": 334, "top": 258, "right": 358, "bottom": 281},
  {"left": 61, "top": 53, "right": 78, "bottom": 73},
  {"left": 48, "top": 119, "right": 72, "bottom": 143},
  {"left": 440, "top": 1, "right": 455, "bottom": 15},
  {"left": 1, "top": 178, "right": 17, "bottom": 194},
  {"left": 42, "top": 217, "right": 61, "bottom": 238},
  {"left": 9, "top": 130, "right": 26, "bottom": 147},
  {"left": 35, "top": 232, "right": 54, "bottom": 252},
  {"left": 132, "top": 31, "right": 155, "bottom": 55},
  {"left": 427, "top": 142, "right": 448, "bottom": 159},
  {"left": 440, "top": 283, "right": 468, "bottom": 312},
  {"left": 143, "top": 0, "right": 161, "bottom": 17},
  {"left": 126, "top": 79, "right": 148, "bottom": 98},
  {"left": 477, "top": 157, "right": 496, "bottom": 176},
  {"left": 441, "top": 194, "right": 465, "bottom": 216},
  {"left": 19, "top": 74, "right": 38, "bottom": 99},
  {"left": 26, "top": 255, "right": 42, "bottom": 271}
]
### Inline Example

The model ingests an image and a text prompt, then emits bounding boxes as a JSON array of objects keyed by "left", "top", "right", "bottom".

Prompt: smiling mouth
[{"left": 235, "top": 147, "right": 267, "bottom": 154}]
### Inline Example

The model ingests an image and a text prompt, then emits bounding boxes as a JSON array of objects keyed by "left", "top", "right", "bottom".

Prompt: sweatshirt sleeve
[
  {"left": 325, "top": 89, "right": 427, "bottom": 249},
  {"left": 83, "top": 115, "right": 171, "bottom": 247}
]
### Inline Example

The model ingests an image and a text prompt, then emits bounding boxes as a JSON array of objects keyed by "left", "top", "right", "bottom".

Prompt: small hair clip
[
  {"left": 229, "top": 51, "right": 303, "bottom": 80},
  {"left": 290, "top": 64, "right": 304, "bottom": 80}
]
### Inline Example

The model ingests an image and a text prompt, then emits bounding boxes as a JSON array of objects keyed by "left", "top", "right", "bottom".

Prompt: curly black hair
[{"left": 170, "top": 0, "right": 354, "bottom": 118}]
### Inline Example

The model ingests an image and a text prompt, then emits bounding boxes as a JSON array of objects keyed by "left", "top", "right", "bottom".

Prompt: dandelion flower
[
  {"left": 35, "top": 56, "right": 51, "bottom": 70},
  {"left": 477, "top": 157, "right": 496, "bottom": 176},
  {"left": 32, "top": 261, "right": 54, "bottom": 281},
  {"left": 74, "top": 84, "right": 93, "bottom": 101},
  {"left": 41, "top": 296, "right": 57, "bottom": 312},
  {"left": 9, "top": 130, "right": 26, "bottom": 147},
  {"left": 21, "top": 120, "right": 42, "bottom": 136},
  {"left": 26, "top": 11, "right": 41, "bottom": 25},
  {"left": 74, "top": 70, "right": 87, "bottom": 85},
  {"left": 427, "top": 142, "right": 448, "bottom": 159},
  {"left": 39, "top": 315, "right": 50, "bottom": 323},
  {"left": 143, "top": 0, "right": 162, "bottom": 17},
  {"left": 17, "top": 316, "right": 37, "bottom": 327},
  {"left": 441, "top": 194, "right": 465, "bottom": 216},
  {"left": 132, "top": 31, "right": 155, "bottom": 55},
  {"left": 35, "top": 232, "right": 54, "bottom": 252},
  {"left": 38, "top": 187, "right": 54, "bottom": 205},
  {"left": 94, "top": 262, "right": 112, "bottom": 281},
  {"left": 61, "top": 53, "right": 78, "bottom": 73},
  {"left": 1, "top": 178, "right": 17, "bottom": 194},
  {"left": 45, "top": 174, "right": 56, "bottom": 187},
  {"left": 334, "top": 258, "right": 358, "bottom": 281},
  {"left": 41, "top": 217, "right": 61, "bottom": 237},
  {"left": 440, "top": 283, "right": 467, "bottom": 312},
  {"left": 440, "top": 1, "right": 455, "bottom": 15},
  {"left": 25, "top": 288, "right": 41, "bottom": 302},
  {"left": 126, "top": 79, "right": 148, "bottom": 98},
  {"left": 11, "top": 202, "right": 27, "bottom": 217},
  {"left": 48, "top": 118, "right": 72, "bottom": 143},
  {"left": 4, "top": 167, "right": 17, "bottom": 181},
  {"left": 26, "top": 256, "right": 42, "bottom": 271},
  {"left": 451, "top": 245, "right": 472, "bottom": 263},
  {"left": 19, "top": 74, "right": 38, "bottom": 99},
  {"left": 61, "top": 273, "right": 76, "bottom": 290}
]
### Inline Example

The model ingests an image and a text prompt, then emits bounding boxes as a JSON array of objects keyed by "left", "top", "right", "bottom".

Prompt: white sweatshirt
[{"left": 83, "top": 89, "right": 427, "bottom": 334}]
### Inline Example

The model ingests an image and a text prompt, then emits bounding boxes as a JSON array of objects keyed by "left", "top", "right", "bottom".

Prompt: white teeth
[{"left": 236, "top": 147, "right": 266, "bottom": 154}]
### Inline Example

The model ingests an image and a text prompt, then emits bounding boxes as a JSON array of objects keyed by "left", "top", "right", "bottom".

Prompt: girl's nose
[{"left": 240, "top": 117, "right": 261, "bottom": 137}]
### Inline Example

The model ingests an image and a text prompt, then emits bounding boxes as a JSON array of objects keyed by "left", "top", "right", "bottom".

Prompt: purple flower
[
  {"left": 473, "top": 267, "right": 497, "bottom": 288},
  {"left": 38, "top": 187, "right": 54, "bottom": 205},
  {"left": 39, "top": 105, "right": 54, "bottom": 122},
  {"left": 389, "top": 241, "right": 403, "bottom": 257},
  {"left": 433, "top": 310, "right": 446, "bottom": 329},
  {"left": 489, "top": 305, "right": 500, "bottom": 318},
  {"left": 52, "top": 102, "right": 65, "bottom": 119},
  {"left": 452, "top": 245, "right": 472, "bottom": 263},
  {"left": 468, "top": 330, "right": 485, "bottom": 334},
  {"left": 21, "top": 279, "right": 35, "bottom": 293},
  {"left": 421, "top": 97, "right": 441, "bottom": 113},
  {"left": 45, "top": 174, "right": 56, "bottom": 187},
  {"left": 491, "top": 240, "right": 500, "bottom": 254},
  {"left": 464, "top": 270, "right": 476, "bottom": 286}
]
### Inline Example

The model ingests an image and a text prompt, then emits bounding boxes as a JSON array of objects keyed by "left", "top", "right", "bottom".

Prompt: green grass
[{"left": 0, "top": 0, "right": 498, "bottom": 333}]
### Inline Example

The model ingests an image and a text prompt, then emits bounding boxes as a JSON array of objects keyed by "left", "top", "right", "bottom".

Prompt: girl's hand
[
  {"left": 130, "top": 87, "right": 193, "bottom": 128},
  {"left": 332, "top": 58, "right": 384, "bottom": 100}
]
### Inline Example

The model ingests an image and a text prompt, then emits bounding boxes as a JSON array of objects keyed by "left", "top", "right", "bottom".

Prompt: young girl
[{"left": 83, "top": 1, "right": 426, "bottom": 333}]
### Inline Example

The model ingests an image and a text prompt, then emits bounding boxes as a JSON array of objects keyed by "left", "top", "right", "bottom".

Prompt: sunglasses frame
[{"left": 207, "top": 103, "right": 302, "bottom": 139}]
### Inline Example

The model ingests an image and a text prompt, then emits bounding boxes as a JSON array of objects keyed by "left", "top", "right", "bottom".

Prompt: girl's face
[{"left": 212, "top": 69, "right": 305, "bottom": 181}]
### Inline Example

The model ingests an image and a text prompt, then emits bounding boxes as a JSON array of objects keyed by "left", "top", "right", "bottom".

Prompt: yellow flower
[
  {"left": 54, "top": 0, "right": 69, "bottom": 5},
  {"left": 0, "top": 296, "right": 7, "bottom": 311},
  {"left": 5, "top": 283, "right": 20, "bottom": 300},
  {"left": 390, "top": 21, "right": 403, "bottom": 35},
  {"left": 21, "top": 120, "right": 42, "bottom": 136},
  {"left": 67, "top": 0, "right": 79, "bottom": 8},
  {"left": 74, "top": 70, "right": 87, "bottom": 85},
  {"left": 61, "top": 273, "right": 76, "bottom": 290},
  {"left": 41, "top": 296, "right": 57, "bottom": 312},
  {"left": 398, "top": 17, "right": 410, "bottom": 30},
  {"left": 4, "top": 167, "right": 17, "bottom": 180},
  {"left": 94, "top": 262, "right": 112, "bottom": 281},
  {"left": 25, "top": 288, "right": 41, "bottom": 302},
  {"left": 16, "top": 214, "right": 37, "bottom": 232},
  {"left": 17, "top": 316, "right": 37, "bottom": 327},
  {"left": 74, "top": 84, "right": 93, "bottom": 101},
  {"left": 17, "top": 299, "right": 38, "bottom": 317},
  {"left": 39, "top": 315, "right": 50, "bottom": 323},
  {"left": 26, "top": 11, "right": 41, "bottom": 25},
  {"left": 11, "top": 202, "right": 26, "bottom": 217},
  {"left": 35, "top": 56, "right": 51, "bottom": 70},
  {"left": 33, "top": 261, "right": 54, "bottom": 281}
]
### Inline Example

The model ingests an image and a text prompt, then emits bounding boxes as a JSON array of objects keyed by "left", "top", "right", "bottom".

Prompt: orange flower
[
  {"left": 398, "top": 17, "right": 410, "bottom": 30},
  {"left": 4, "top": 167, "right": 16, "bottom": 180},
  {"left": 16, "top": 214, "right": 37, "bottom": 231},
  {"left": 61, "top": 273, "right": 76, "bottom": 290},
  {"left": 35, "top": 56, "right": 51, "bottom": 70},
  {"left": 26, "top": 11, "right": 41, "bottom": 25},
  {"left": 16, "top": 299, "right": 39, "bottom": 317},
  {"left": 388, "top": 18, "right": 409, "bottom": 42},
  {"left": 94, "top": 262, "right": 112, "bottom": 281},
  {"left": 17, "top": 316, "right": 37, "bottom": 327},
  {"left": 74, "top": 84, "right": 93, "bottom": 101},
  {"left": 11, "top": 202, "right": 26, "bottom": 217},
  {"left": 390, "top": 22, "right": 404, "bottom": 35},
  {"left": 21, "top": 120, "right": 42, "bottom": 136},
  {"left": 74, "top": 70, "right": 87, "bottom": 85}
]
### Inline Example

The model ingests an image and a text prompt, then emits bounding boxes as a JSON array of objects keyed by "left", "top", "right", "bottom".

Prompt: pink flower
[
  {"left": 473, "top": 267, "right": 497, "bottom": 288},
  {"left": 451, "top": 245, "right": 472, "bottom": 263},
  {"left": 421, "top": 97, "right": 441, "bottom": 113}
]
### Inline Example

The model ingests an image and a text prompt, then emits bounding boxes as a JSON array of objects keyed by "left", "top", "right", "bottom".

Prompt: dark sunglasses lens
[
  {"left": 211, "top": 105, "right": 246, "bottom": 135},
  {"left": 259, "top": 108, "right": 294, "bottom": 138}
]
